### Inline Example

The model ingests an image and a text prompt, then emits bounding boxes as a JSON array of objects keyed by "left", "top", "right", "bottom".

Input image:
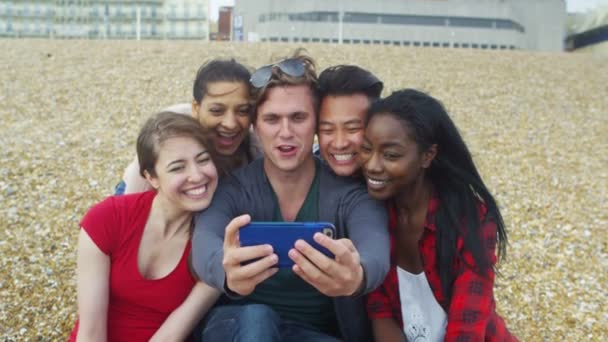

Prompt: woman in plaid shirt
[{"left": 359, "top": 89, "right": 517, "bottom": 341}]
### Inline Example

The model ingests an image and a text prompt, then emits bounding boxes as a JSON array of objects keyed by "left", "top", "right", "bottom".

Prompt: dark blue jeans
[
  {"left": 114, "top": 180, "right": 126, "bottom": 195},
  {"left": 199, "top": 304, "right": 340, "bottom": 342}
]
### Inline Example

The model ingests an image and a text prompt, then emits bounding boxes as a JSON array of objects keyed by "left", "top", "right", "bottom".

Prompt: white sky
[
  {"left": 208, "top": 0, "right": 608, "bottom": 20},
  {"left": 209, "top": 0, "right": 235, "bottom": 20},
  {"left": 567, "top": 0, "right": 608, "bottom": 12}
]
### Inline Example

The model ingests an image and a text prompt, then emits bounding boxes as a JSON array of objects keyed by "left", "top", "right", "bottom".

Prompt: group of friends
[{"left": 69, "top": 50, "right": 517, "bottom": 342}]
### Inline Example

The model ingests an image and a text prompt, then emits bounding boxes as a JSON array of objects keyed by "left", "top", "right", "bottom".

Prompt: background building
[
  {"left": 86, "top": 1, "right": 163, "bottom": 39},
  {"left": 0, "top": 0, "right": 209, "bottom": 40},
  {"left": 566, "top": 5, "right": 608, "bottom": 55},
  {"left": 0, "top": 1, "right": 56, "bottom": 38},
  {"left": 217, "top": 5, "right": 232, "bottom": 41},
  {"left": 233, "top": 0, "right": 566, "bottom": 51},
  {"left": 164, "top": 0, "right": 209, "bottom": 39}
]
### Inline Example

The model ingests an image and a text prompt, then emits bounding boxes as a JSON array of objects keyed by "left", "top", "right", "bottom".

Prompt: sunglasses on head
[{"left": 250, "top": 58, "right": 306, "bottom": 88}]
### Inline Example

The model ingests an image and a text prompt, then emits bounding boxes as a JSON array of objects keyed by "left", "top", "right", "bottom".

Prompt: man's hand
[
  {"left": 288, "top": 233, "right": 364, "bottom": 297},
  {"left": 222, "top": 215, "right": 279, "bottom": 296}
]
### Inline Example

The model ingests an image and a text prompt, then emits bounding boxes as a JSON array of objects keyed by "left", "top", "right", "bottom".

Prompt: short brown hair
[
  {"left": 137, "top": 111, "right": 219, "bottom": 178},
  {"left": 252, "top": 49, "right": 319, "bottom": 122}
]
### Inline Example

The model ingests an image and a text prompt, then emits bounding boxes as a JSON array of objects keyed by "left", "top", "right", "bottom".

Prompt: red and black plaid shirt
[{"left": 366, "top": 195, "right": 517, "bottom": 341}]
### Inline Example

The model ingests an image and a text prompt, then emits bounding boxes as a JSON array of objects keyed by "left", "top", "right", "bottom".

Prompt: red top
[
  {"left": 366, "top": 195, "right": 517, "bottom": 341},
  {"left": 68, "top": 191, "right": 196, "bottom": 342}
]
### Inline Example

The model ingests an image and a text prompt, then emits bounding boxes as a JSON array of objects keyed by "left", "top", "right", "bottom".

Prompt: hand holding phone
[
  {"left": 239, "top": 222, "right": 336, "bottom": 268},
  {"left": 289, "top": 234, "right": 365, "bottom": 297},
  {"left": 222, "top": 215, "right": 279, "bottom": 296}
]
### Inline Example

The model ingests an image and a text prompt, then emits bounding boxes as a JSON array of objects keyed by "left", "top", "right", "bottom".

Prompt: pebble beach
[{"left": 0, "top": 39, "right": 606, "bottom": 341}]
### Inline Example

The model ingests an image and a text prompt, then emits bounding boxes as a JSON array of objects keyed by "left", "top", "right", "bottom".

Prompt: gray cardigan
[{"left": 192, "top": 157, "right": 390, "bottom": 341}]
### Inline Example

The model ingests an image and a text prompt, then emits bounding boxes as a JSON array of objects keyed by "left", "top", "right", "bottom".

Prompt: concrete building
[
  {"left": 566, "top": 6, "right": 608, "bottom": 55},
  {"left": 53, "top": 0, "right": 166, "bottom": 40},
  {"left": 0, "top": 1, "right": 56, "bottom": 38},
  {"left": 233, "top": 0, "right": 566, "bottom": 51},
  {"left": 0, "top": 0, "right": 209, "bottom": 40},
  {"left": 164, "top": 0, "right": 209, "bottom": 39}
]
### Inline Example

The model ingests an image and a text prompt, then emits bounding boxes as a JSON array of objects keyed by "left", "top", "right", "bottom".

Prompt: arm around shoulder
[
  {"left": 191, "top": 178, "right": 242, "bottom": 292},
  {"left": 122, "top": 155, "right": 152, "bottom": 194}
]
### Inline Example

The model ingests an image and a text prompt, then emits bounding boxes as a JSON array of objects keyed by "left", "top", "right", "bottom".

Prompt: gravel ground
[{"left": 0, "top": 39, "right": 606, "bottom": 341}]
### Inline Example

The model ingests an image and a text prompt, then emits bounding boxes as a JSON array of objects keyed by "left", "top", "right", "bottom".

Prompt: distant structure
[
  {"left": 164, "top": 0, "right": 209, "bottom": 39},
  {"left": 217, "top": 6, "right": 232, "bottom": 41},
  {"left": 566, "top": 6, "right": 608, "bottom": 55},
  {"left": 233, "top": 0, "right": 566, "bottom": 51},
  {"left": 0, "top": 0, "right": 210, "bottom": 40}
]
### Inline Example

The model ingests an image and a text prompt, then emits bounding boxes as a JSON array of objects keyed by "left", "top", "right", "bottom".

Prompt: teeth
[
  {"left": 218, "top": 132, "right": 237, "bottom": 138},
  {"left": 279, "top": 146, "right": 295, "bottom": 151},
  {"left": 185, "top": 186, "right": 207, "bottom": 196},
  {"left": 333, "top": 153, "right": 354, "bottom": 161},
  {"left": 367, "top": 178, "right": 386, "bottom": 186}
]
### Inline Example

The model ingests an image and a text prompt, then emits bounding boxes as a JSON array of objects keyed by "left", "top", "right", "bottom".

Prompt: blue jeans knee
[{"left": 200, "top": 304, "right": 281, "bottom": 342}]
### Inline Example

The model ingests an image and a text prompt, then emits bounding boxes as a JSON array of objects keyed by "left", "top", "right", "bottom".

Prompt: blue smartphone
[{"left": 239, "top": 222, "right": 336, "bottom": 267}]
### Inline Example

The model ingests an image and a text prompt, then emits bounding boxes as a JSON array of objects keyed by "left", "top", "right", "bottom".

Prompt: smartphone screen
[{"left": 240, "top": 222, "right": 336, "bottom": 267}]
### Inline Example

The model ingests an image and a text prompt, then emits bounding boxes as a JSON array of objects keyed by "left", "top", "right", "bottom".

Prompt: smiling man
[
  {"left": 191, "top": 53, "right": 389, "bottom": 342},
  {"left": 317, "top": 65, "right": 383, "bottom": 177}
]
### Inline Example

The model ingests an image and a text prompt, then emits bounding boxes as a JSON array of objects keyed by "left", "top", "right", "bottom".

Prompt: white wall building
[
  {"left": 87, "top": 1, "right": 164, "bottom": 39},
  {"left": 0, "top": 0, "right": 209, "bottom": 40},
  {"left": 0, "top": 1, "right": 56, "bottom": 38},
  {"left": 164, "top": 0, "right": 209, "bottom": 39},
  {"left": 233, "top": 0, "right": 566, "bottom": 51}
]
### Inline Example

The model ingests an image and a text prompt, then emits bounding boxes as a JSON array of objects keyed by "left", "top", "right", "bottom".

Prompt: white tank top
[{"left": 397, "top": 267, "right": 447, "bottom": 342}]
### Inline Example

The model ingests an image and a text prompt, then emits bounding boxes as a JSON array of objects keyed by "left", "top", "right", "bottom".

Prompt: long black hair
[{"left": 367, "top": 89, "right": 508, "bottom": 301}]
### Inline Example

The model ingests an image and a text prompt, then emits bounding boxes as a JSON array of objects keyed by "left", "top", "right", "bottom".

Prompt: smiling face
[
  {"left": 254, "top": 85, "right": 316, "bottom": 173},
  {"left": 146, "top": 136, "right": 218, "bottom": 212},
  {"left": 193, "top": 81, "right": 252, "bottom": 156},
  {"left": 318, "top": 93, "right": 370, "bottom": 176},
  {"left": 359, "top": 113, "right": 434, "bottom": 200}
]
